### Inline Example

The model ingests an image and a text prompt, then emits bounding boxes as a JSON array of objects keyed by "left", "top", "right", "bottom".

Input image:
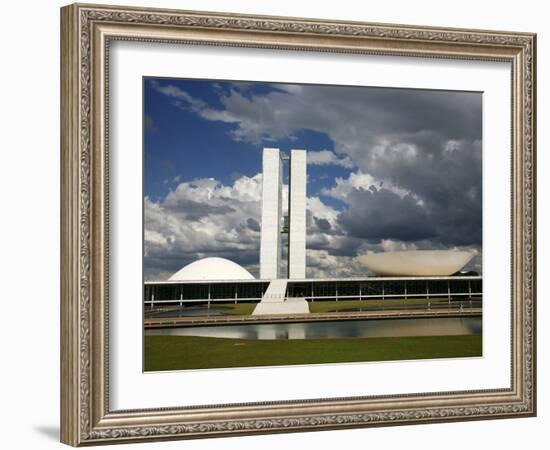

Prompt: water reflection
[{"left": 146, "top": 317, "right": 482, "bottom": 340}]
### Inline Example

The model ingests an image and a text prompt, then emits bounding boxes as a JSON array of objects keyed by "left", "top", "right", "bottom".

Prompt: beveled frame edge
[{"left": 60, "top": 2, "right": 537, "bottom": 446}]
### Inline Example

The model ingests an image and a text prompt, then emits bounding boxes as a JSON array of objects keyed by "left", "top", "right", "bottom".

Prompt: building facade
[
  {"left": 259, "top": 148, "right": 307, "bottom": 280},
  {"left": 288, "top": 149, "right": 307, "bottom": 279},
  {"left": 259, "top": 148, "right": 283, "bottom": 279},
  {"left": 144, "top": 276, "right": 482, "bottom": 307}
]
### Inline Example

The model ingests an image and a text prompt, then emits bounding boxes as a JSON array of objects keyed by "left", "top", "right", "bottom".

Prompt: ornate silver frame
[{"left": 60, "top": 3, "right": 536, "bottom": 446}]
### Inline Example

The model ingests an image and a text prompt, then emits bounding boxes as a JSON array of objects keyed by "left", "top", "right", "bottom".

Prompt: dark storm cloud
[
  {"left": 186, "top": 82, "right": 482, "bottom": 148},
  {"left": 164, "top": 198, "right": 235, "bottom": 220},
  {"left": 144, "top": 254, "right": 192, "bottom": 279},
  {"left": 144, "top": 248, "right": 260, "bottom": 280},
  {"left": 352, "top": 88, "right": 482, "bottom": 141},
  {"left": 338, "top": 187, "right": 437, "bottom": 242},
  {"left": 314, "top": 217, "right": 331, "bottom": 232},
  {"left": 369, "top": 138, "right": 482, "bottom": 247},
  {"left": 246, "top": 217, "right": 261, "bottom": 232},
  {"left": 177, "top": 83, "right": 483, "bottom": 251},
  {"left": 324, "top": 236, "right": 366, "bottom": 257}
]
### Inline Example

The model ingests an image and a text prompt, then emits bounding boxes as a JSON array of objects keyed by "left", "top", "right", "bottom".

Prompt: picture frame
[{"left": 60, "top": 2, "right": 536, "bottom": 446}]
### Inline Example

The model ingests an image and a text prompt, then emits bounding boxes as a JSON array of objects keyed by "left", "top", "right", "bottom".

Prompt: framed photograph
[{"left": 60, "top": 3, "right": 536, "bottom": 446}]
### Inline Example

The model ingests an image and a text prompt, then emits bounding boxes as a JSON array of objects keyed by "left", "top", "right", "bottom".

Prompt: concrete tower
[
  {"left": 259, "top": 148, "right": 283, "bottom": 279},
  {"left": 288, "top": 149, "right": 307, "bottom": 279},
  {"left": 259, "top": 148, "right": 307, "bottom": 280}
]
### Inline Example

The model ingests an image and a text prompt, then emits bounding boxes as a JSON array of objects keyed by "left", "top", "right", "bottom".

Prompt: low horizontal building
[{"left": 144, "top": 275, "right": 482, "bottom": 308}]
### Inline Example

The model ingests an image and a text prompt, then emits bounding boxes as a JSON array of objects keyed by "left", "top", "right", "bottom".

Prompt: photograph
[{"left": 142, "top": 78, "right": 483, "bottom": 371}]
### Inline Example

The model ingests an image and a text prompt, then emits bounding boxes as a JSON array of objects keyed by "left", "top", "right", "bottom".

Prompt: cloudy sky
[{"left": 143, "top": 78, "right": 482, "bottom": 280}]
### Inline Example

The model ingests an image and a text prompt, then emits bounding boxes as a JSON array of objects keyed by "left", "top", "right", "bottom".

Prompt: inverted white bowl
[{"left": 357, "top": 250, "right": 475, "bottom": 277}]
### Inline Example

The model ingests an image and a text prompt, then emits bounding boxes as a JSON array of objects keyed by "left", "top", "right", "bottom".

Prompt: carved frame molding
[{"left": 60, "top": 3, "right": 536, "bottom": 446}]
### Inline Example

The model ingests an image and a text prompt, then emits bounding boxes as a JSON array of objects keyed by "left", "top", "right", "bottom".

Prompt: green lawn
[
  {"left": 144, "top": 334, "right": 482, "bottom": 371},
  {"left": 147, "top": 298, "right": 474, "bottom": 318},
  {"left": 307, "top": 298, "right": 451, "bottom": 313},
  {"left": 216, "top": 303, "right": 257, "bottom": 315},
  {"left": 210, "top": 298, "right": 457, "bottom": 316}
]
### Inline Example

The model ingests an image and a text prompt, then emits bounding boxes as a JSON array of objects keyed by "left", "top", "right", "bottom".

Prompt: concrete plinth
[
  {"left": 252, "top": 279, "right": 310, "bottom": 315},
  {"left": 252, "top": 297, "right": 310, "bottom": 315}
]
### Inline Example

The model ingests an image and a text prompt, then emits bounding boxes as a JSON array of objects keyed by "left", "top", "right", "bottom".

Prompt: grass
[
  {"left": 216, "top": 303, "right": 257, "bottom": 315},
  {"left": 147, "top": 298, "right": 476, "bottom": 318},
  {"left": 145, "top": 303, "right": 257, "bottom": 317},
  {"left": 144, "top": 334, "right": 482, "bottom": 371},
  {"left": 307, "top": 298, "right": 450, "bottom": 313},
  {"left": 200, "top": 298, "right": 460, "bottom": 316}
]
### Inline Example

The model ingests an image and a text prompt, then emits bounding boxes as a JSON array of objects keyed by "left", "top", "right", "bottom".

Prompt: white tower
[
  {"left": 259, "top": 148, "right": 307, "bottom": 279},
  {"left": 288, "top": 149, "right": 307, "bottom": 279},
  {"left": 259, "top": 148, "right": 283, "bottom": 279}
]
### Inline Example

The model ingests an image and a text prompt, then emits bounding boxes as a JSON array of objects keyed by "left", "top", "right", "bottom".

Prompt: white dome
[
  {"left": 168, "top": 257, "right": 255, "bottom": 281},
  {"left": 357, "top": 250, "right": 474, "bottom": 277}
]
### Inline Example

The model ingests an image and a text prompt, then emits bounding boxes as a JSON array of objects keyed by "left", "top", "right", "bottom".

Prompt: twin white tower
[{"left": 259, "top": 148, "right": 307, "bottom": 280}]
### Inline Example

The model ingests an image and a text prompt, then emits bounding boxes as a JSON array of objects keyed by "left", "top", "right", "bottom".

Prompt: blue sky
[
  {"left": 143, "top": 77, "right": 482, "bottom": 280},
  {"left": 144, "top": 79, "right": 351, "bottom": 210}
]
